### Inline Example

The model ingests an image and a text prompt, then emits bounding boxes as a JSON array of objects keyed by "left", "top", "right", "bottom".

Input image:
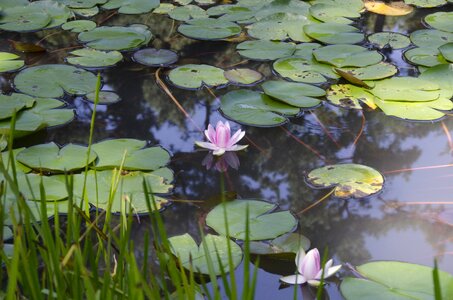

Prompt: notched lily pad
[
  {"left": 261, "top": 80, "right": 324, "bottom": 108},
  {"left": 62, "top": 20, "right": 97, "bottom": 32},
  {"left": 178, "top": 18, "right": 241, "bottom": 40},
  {"left": 249, "top": 233, "right": 310, "bottom": 257},
  {"left": 224, "top": 68, "right": 263, "bottom": 85},
  {"left": 306, "top": 164, "right": 384, "bottom": 199},
  {"left": 425, "top": 12, "right": 453, "bottom": 33},
  {"left": 101, "top": 0, "right": 159, "bottom": 14},
  {"left": 367, "top": 32, "right": 411, "bottom": 49},
  {"left": 66, "top": 49, "right": 123, "bottom": 68},
  {"left": 273, "top": 56, "right": 339, "bottom": 84},
  {"left": 0, "top": 93, "right": 35, "bottom": 120},
  {"left": 168, "top": 64, "right": 228, "bottom": 89},
  {"left": 236, "top": 40, "right": 296, "bottom": 61},
  {"left": 326, "top": 84, "right": 373, "bottom": 109},
  {"left": 132, "top": 48, "right": 178, "bottom": 67},
  {"left": 304, "top": 23, "right": 364, "bottom": 44},
  {"left": 336, "top": 62, "right": 398, "bottom": 83},
  {"left": 206, "top": 199, "right": 298, "bottom": 240},
  {"left": 0, "top": 52, "right": 24, "bottom": 73},
  {"left": 313, "top": 45, "right": 383, "bottom": 68}
]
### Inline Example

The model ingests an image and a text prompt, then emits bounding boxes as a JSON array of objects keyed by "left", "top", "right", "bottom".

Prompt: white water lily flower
[
  {"left": 195, "top": 121, "right": 248, "bottom": 156},
  {"left": 280, "top": 248, "right": 341, "bottom": 287}
]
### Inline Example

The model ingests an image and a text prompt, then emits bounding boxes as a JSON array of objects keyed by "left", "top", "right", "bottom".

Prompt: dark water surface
[{"left": 1, "top": 4, "right": 453, "bottom": 299}]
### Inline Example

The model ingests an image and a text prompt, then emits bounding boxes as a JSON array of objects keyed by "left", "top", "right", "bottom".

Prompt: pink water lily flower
[
  {"left": 195, "top": 121, "right": 248, "bottom": 156},
  {"left": 280, "top": 248, "right": 341, "bottom": 287}
]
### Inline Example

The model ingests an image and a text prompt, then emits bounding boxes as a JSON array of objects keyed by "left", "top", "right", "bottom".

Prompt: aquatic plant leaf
[
  {"left": 370, "top": 77, "right": 440, "bottom": 102},
  {"left": 425, "top": 12, "right": 453, "bottom": 32},
  {"left": 132, "top": 48, "right": 178, "bottom": 67},
  {"left": 0, "top": 52, "right": 24, "bottom": 73},
  {"left": 410, "top": 29, "right": 453, "bottom": 48},
  {"left": 364, "top": 0, "right": 413, "bottom": 15},
  {"left": 168, "top": 64, "right": 228, "bottom": 89},
  {"left": 62, "top": 20, "right": 96, "bottom": 32},
  {"left": 71, "top": 169, "right": 172, "bottom": 213},
  {"left": 249, "top": 233, "right": 310, "bottom": 257},
  {"left": 309, "top": 0, "right": 364, "bottom": 11},
  {"left": 17, "top": 142, "right": 97, "bottom": 173},
  {"left": 0, "top": 5, "right": 51, "bottom": 32},
  {"left": 102, "top": 0, "right": 159, "bottom": 14},
  {"left": 207, "top": 4, "right": 255, "bottom": 22},
  {"left": 405, "top": 0, "right": 447, "bottom": 7},
  {"left": 404, "top": 47, "right": 446, "bottom": 67},
  {"left": 340, "top": 261, "right": 453, "bottom": 299},
  {"left": 304, "top": 23, "right": 364, "bottom": 44},
  {"left": 373, "top": 97, "right": 449, "bottom": 121},
  {"left": 306, "top": 164, "right": 384, "bottom": 198},
  {"left": 247, "top": 19, "right": 313, "bottom": 42},
  {"left": 54, "top": 0, "right": 106, "bottom": 9},
  {"left": 313, "top": 45, "right": 383, "bottom": 68},
  {"left": 206, "top": 199, "right": 297, "bottom": 240},
  {"left": 0, "top": 93, "right": 35, "bottom": 120},
  {"left": 261, "top": 80, "right": 324, "bottom": 108},
  {"left": 78, "top": 25, "right": 152, "bottom": 51},
  {"left": 175, "top": 0, "right": 192, "bottom": 4},
  {"left": 1, "top": 147, "right": 32, "bottom": 174},
  {"left": 3, "top": 227, "right": 13, "bottom": 241},
  {"left": 0, "top": 0, "right": 30, "bottom": 8},
  {"left": 336, "top": 62, "right": 398, "bottom": 82},
  {"left": 168, "top": 234, "right": 242, "bottom": 275},
  {"left": 168, "top": 4, "right": 207, "bottom": 21},
  {"left": 273, "top": 56, "right": 339, "bottom": 84},
  {"left": 9, "top": 41, "right": 46, "bottom": 53},
  {"left": 419, "top": 63, "right": 453, "bottom": 98},
  {"left": 326, "top": 84, "right": 372, "bottom": 109},
  {"left": 29, "top": 1, "right": 72, "bottom": 29},
  {"left": 220, "top": 89, "right": 299, "bottom": 127},
  {"left": 309, "top": 3, "right": 360, "bottom": 24},
  {"left": 224, "top": 68, "right": 263, "bottom": 85},
  {"left": 92, "top": 139, "right": 170, "bottom": 171},
  {"left": 72, "top": 6, "right": 99, "bottom": 17},
  {"left": 236, "top": 41, "right": 296, "bottom": 61},
  {"left": 293, "top": 42, "right": 322, "bottom": 59},
  {"left": 153, "top": 3, "right": 175, "bottom": 14},
  {"left": 367, "top": 32, "right": 411, "bottom": 49},
  {"left": 439, "top": 43, "right": 453, "bottom": 62},
  {"left": 66, "top": 49, "right": 123, "bottom": 68},
  {"left": 178, "top": 18, "right": 241, "bottom": 40},
  {"left": 85, "top": 91, "right": 121, "bottom": 104},
  {"left": 14, "top": 64, "right": 97, "bottom": 98}
]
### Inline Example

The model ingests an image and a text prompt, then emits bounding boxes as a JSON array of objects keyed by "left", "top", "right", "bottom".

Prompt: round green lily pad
[
  {"left": 224, "top": 68, "right": 263, "bottom": 85},
  {"left": 168, "top": 64, "right": 228, "bottom": 89},
  {"left": 404, "top": 47, "right": 446, "bottom": 67},
  {"left": 306, "top": 164, "right": 384, "bottom": 199},
  {"left": 178, "top": 18, "right": 241, "bottom": 40},
  {"left": 309, "top": 3, "right": 360, "bottom": 24},
  {"left": 85, "top": 91, "right": 121, "bottom": 104},
  {"left": 439, "top": 43, "right": 453, "bottom": 62},
  {"left": 406, "top": 0, "right": 447, "bottom": 7},
  {"left": 91, "top": 139, "right": 171, "bottom": 171},
  {"left": 168, "top": 234, "right": 242, "bottom": 275},
  {"left": 66, "top": 49, "right": 123, "bottom": 68},
  {"left": 0, "top": 52, "right": 24, "bottom": 73},
  {"left": 370, "top": 77, "right": 440, "bottom": 102},
  {"left": 101, "top": 0, "right": 159, "bottom": 14},
  {"left": 30, "top": 1, "right": 72, "bottom": 29},
  {"left": 54, "top": 0, "right": 107, "bottom": 9},
  {"left": 0, "top": 93, "right": 35, "bottom": 120},
  {"left": 247, "top": 19, "right": 313, "bottom": 42},
  {"left": 273, "top": 56, "right": 339, "bottom": 84},
  {"left": 410, "top": 29, "right": 453, "bottom": 48},
  {"left": 340, "top": 261, "right": 453, "bottom": 299},
  {"left": 249, "top": 233, "right": 310, "bottom": 257},
  {"left": 304, "top": 23, "right": 364, "bottom": 44},
  {"left": 236, "top": 40, "right": 296, "bottom": 61},
  {"left": 206, "top": 199, "right": 297, "bottom": 240},
  {"left": 78, "top": 24, "right": 152, "bottom": 51},
  {"left": 335, "top": 62, "right": 398, "bottom": 81},
  {"left": 220, "top": 89, "right": 300, "bottom": 127},
  {"left": 72, "top": 6, "right": 99, "bottom": 17},
  {"left": 62, "top": 20, "right": 97, "bottom": 32},
  {"left": 14, "top": 64, "right": 98, "bottom": 98},
  {"left": 0, "top": 5, "right": 51, "bottom": 32},
  {"left": 313, "top": 45, "right": 383, "bottom": 68},
  {"left": 132, "top": 48, "right": 178, "bottom": 67},
  {"left": 425, "top": 12, "right": 453, "bottom": 33},
  {"left": 261, "top": 80, "right": 324, "bottom": 108},
  {"left": 168, "top": 4, "right": 207, "bottom": 21},
  {"left": 367, "top": 32, "right": 411, "bottom": 49}
]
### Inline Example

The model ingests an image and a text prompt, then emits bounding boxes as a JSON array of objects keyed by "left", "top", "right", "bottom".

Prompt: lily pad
[
  {"left": 335, "top": 62, "right": 398, "bottom": 82},
  {"left": 410, "top": 29, "right": 453, "bottom": 48},
  {"left": 0, "top": 5, "right": 51, "bottom": 32},
  {"left": 17, "top": 142, "right": 97, "bottom": 173},
  {"left": 85, "top": 91, "right": 121, "bottom": 104},
  {"left": 78, "top": 25, "right": 152, "bottom": 51},
  {"left": 273, "top": 56, "right": 339, "bottom": 84},
  {"left": 367, "top": 32, "right": 411, "bottom": 49},
  {"left": 132, "top": 48, "right": 178, "bottom": 67},
  {"left": 313, "top": 45, "right": 383, "bottom": 68},
  {"left": 340, "top": 261, "right": 453, "bottom": 299},
  {"left": 178, "top": 18, "right": 241, "bottom": 40},
  {"left": 0, "top": 93, "right": 35, "bottom": 120},
  {"left": 62, "top": 20, "right": 97, "bottom": 32},
  {"left": 168, "top": 4, "right": 207, "bottom": 21},
  {"left": 91, "top": 139, "right": 170, "bottom": 171},
  {"left": 304, "top": 23, "right": 364, "bottom": 44},
  {"left": 236, "top": 41, "right": 296, "bottom": 61},
  {"left": 404, "top": 47, "right": 446, "bottom": 67},
  {"left": 0, "top": 52, "right": 24, "bottom": 73},
  {"left": 168, "top": 234, "right": 242, "bottom": 275},
  {"left": 1, "top": 147, "right": 32, "bottom": 174},
  {"left": 14, "top": 64, "right": 97, "bottom": 98},
  {"left": 247, "top": 19, "right": 313, "bottom": 42},
  {"left": 439, "top": 43, "right": 453, "bottom": 62},
  {"left": 249, "top": 233, "right": 310, "bottom": 256},
  {"left": 206, "top": 199, "right": 297, "bottom": 240},
  {"left": 425, "top": 12, "right": 453, "bottom": 33},
  {"left": 168, "top": 64, "right": 228, "bottom": 89},
  {"left": 370, "top": 77, "right": 440, "bottom": 102},
  {"left": 326, "top": 84, "right": 373, "bottom": 109},
  {"left": 101, "top": 0, "right": 159, "bottom": 14},
  {"left": 54, "top": 0, "right": 106, "bottom": 9},
  {"left": 306, "top": 164, "right": 384, "bottom": 199},
  {"left": 207, "top": 4, "right": 255, "bottom": 22},
  {"left": 405, "top": 0, "right": 448, "bottom": 7},
  {"left": 261, "top": 80, "right": 324, "bottom": 108},
  {"left": 66, "top": 49, "right": 123, "bottom": 68},
  {"left": 309, "top": 3, "right": 360, "bottom": 24},
  {"left": 72, "top": 6, "right": 99, "bottom": 17},
  {"left": 220, "top": 89, "right": 300, "bottom": 127},
  {"left": 29, "top": 1, "right": 72, "bottom": 29},
  {"left": 224, "top": 68, "right": 263, "bottom": 85}
]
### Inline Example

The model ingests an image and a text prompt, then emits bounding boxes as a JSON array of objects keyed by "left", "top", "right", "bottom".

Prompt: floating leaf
[
  {"left": 410, "top": 29, "right": 453, "bottom": 48},
  {"left": 249, "top": 233, "right": 310, "bottom": 257},
  {"left": 78, "top": 25, "right": 152, "bottom": 51},
  {"left": 85, "top": 91, "right": 121, "bottom": 104},
  {"left": 29, "top": 1, "right": 72, "bottom": 29},
  {"left": 168, "top": 64, "right": 228, "bottom": 89},
  {"left": 340, "top": 261, "right": 453, "bottom": 299},
  {"left": 54, "top": 0, "right": 107, "bottom": 9},
  {"left": 0, "top": 93, "right": 35, "bottom": 120},
  {"left": 17, "top": 142, "right": 97, "bottom": 173},
  {"left": 92, "top": 139, "right": 170, "bottom": 171},
  {"left": 247, "top": 19, "right": 313, "bottom": 42},
  {"left": 273, "top": 56, "right": 339, "bottom": 84},
  {"left": 224, "top": 68, "right": 263, "bottom": 85},
  {"left": 0, "top": 5, "right": 51, "bottom": 32},
  {"left": 207, "top": 4, "right": 255, "bottom": 22},
  {"left": 370, "top": 77, "right": 440, "bottom": 102},
  {"left": 364, "top": 0, "right": 413, "bottom": 15},
  {"left": 1, "top": 147, "right": 32, "bottom": 174},
  {"left": 405, "top": 0, "right": 447, "bottom": 7},
  {"left": 72, "top": 6, "right": 99, "bottom": 17},
  {"left": 132, "top": 48, "right": 178, "bottom": 67},
  {"left": 14, "top": 64, "right": 97, "bottom": 98},
  {"left": 425, "top": 12, "right": 453, "bottom": 33},
  {"left": 336, "top": 62, "right": 398, "bottom": 82},
  {"left": 326, "top": 84, "right": 373, "bottom": 109},
  {"left": 168, "top": 234, "right": 242, "bottom": 275},
  {"left": 153, "top": 3, "right": 175, "bottom": 14},
  {"left": 206, "top": 199, "right": 297, "bottom": 240},
  {"left": 309, "top": 3, "right": 360, "bottom": 24},
  {"left": 367, "top": 32, "right": 411, "bottom": 49},
  {"left": 102, "top": 0, "right": 159, "bottom": 14},
  {"left": 261, "top": 80, "right": 324, "bottom": 108},
  {"left": 0, "top": 52, "right": 24, "bottom": 73},
  {"left": 313, "top": 45, "right": 383, "bottom": 68},
  {"left": 178, "top": 18, "right": 241, "bottom": 40},
  {"left": 404, "top": 47, "right": 446, "bottom": 67},
  {"left": 168, "top": 4, "right": 207, "bottom": 21},
  {"left": 236, "top": 41, "right": 296, "bottom": 61},
  {"left": 306, "top": 164, "right": 384, "bottom": 198},
  {"left": 220, "top": 89, "right": 300, "bottom": 127},
  {"left": 439, "top": 43, "right": 453, "bottom": 62},
  {"left": 304, "top": 23, "right": 364, "bottom": 44},
  {"left": 62, "top": 20, "right": 96, "bottom": 32},
  {"left": 66, "top": 49, "right": 123, "bottom": 68}
]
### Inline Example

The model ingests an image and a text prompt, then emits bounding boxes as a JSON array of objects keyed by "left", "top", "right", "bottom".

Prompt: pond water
[{"left": 1, "top": 1, "right": 453, "bottom": 299}]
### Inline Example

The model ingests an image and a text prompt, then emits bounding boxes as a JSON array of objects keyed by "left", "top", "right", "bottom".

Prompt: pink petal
[
  {"left": 280, "top": 274, "right": 307, "bottom": 285},
  {"left": 224, "top": 152, "right": 240, "bottom": 169},
  {"left": 299, "top": 248, "right": 320, "bottom": 280},
  {"left": 295, "top": 249, "right": 306, "bottom": 272},
  {"left": 227, "top": 129, "right": 245, "bottom": 147},
  {"left": 195, "top": 141, "right": 220, "bottom": 151},
  {"left": 205, "top": 124, "right": 216, "bottom": 144},
  {"left": 216, "top": 123, "right": 230, "bottom": 148}
]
